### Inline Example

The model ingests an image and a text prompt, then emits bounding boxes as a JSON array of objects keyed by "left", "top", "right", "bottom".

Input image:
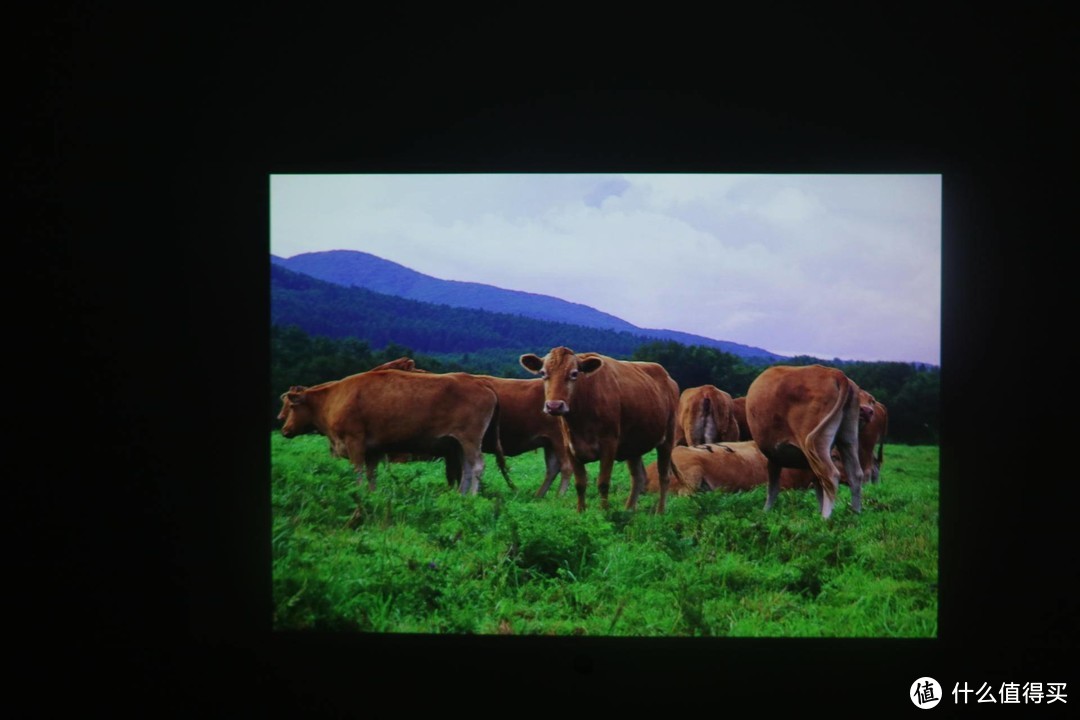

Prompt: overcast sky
[{"left": 270, "top": 174, "right": 941, "bottom": 366}]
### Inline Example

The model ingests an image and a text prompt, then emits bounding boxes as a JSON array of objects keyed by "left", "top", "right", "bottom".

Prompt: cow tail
[
  {"left": 485, "top": 396, "right": 513, "bottom": 489},
  {"left": 803, "top": 377, "right": 851, "bottom": 504}
]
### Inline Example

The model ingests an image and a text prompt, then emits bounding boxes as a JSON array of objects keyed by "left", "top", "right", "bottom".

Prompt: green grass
[{"left": 271, "top": 434, "right": 938, "bottom": 637}]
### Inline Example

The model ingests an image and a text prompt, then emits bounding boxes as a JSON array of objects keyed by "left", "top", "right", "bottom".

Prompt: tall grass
[{"left": 271, "top": 434, "right": 938, "bottom": 637}]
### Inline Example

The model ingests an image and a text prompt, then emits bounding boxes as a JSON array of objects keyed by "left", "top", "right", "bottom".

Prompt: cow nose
[{"left": 545, "top": 400, "right": 569, "bottom": 415}]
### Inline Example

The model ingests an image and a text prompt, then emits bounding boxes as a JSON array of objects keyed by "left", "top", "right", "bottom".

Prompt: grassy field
[{"left": 271, "top": 434, "right": 938, "bottom": 637}]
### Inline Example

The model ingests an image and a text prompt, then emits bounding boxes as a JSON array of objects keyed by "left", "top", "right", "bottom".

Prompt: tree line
[{"left": 271, "top": 326, "right": 939, "bottom": 445}]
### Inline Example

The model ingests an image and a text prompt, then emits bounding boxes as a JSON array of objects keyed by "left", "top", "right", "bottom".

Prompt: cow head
[
  {"left": 277, "top": 387, "right": 312, "bottom": 438},
  {"left": 857, "top": 390, "right": 876, "bottom": 426},
  {"left": 520, "top": 347, "right": 603, "bottom": 416}
]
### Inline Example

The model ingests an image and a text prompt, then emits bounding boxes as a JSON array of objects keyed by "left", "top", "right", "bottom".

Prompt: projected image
[{"left": 270, "top": 173, "right": 941, "bottom": 637}]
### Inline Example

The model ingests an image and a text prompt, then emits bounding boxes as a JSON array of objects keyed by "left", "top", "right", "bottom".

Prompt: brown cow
[
  {"left": 745, "top": 364, "right": 864, "bottom": 519},
  {"left": 674, "top": 385, "right": 740, "bottom": 447},
  {"left": 519, "top": 347, "right": 682, "bottom": 513},
  {"left": 731, "top": 396, "right": 752, "bottom": 441},
  {"left": 856, "top": 390, "right": 888, "bottom": 484},
  {"left": 818, "top": 390, "right": 888, "bottom": 486},
  {"left": 277, "top": 369, "right": 505, "bottom": 500},
  {"left": 367, "top": 358, "right": 436, "bottom": 466},
  {"left": 475, "top": 376, "right": 574, "bottom": 498},
  {"left": 360, "top": 360, "right": 518, "bottom": 487},
  {"left": 645, "top": 442, "right": 816, "bottom": 495}
]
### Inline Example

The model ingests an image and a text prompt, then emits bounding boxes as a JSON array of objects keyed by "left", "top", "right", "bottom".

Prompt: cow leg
[
  {"left": 812, "top": 477, "right": 824, "bottom": 513},
  {"left": 456, "top": 439, "right": 484, "bottom": 496},
  {"left": 444, "top": 451, "right": 461, "bottom": 489},
  {"left": 624, "top": 456, "right": 647, "bottom": 511},
  {"left": 835, "top": 404, "right": 864, "bottom": 514},
  {"left": 596, "top": 447, "right": 617, "bottom": 511},
  {"left": 344, "top": 439, "right": 372, "bottom": 490},
  {"left": 571, "top": 457, "right": 590, "bottom": 513},
  {"left": 836, "top": 440, "right": 863, "bottom": 515},
  {"left": 346, "top": 452, "right": 377, "bottom": 529},
  {"left": 764, "top": 459, "right": 782, "bottom": 511},
  {"left": 556, "top": 446, "right": 573, "bottom": 497},
  {"left": 654, "top": 442, "right": 675, "bottom": 514},
  {"left": 362, "top": 456, "right": 381, "bottom": 492},
  {"left": 468, "top": 451, "right": 485, "bottom": 496},
  {"left": 536, "top": 446, "right": 560, "bottom": 498}
]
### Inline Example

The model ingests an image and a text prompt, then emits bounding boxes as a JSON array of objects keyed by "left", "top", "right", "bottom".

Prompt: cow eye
[
  {"left": 539, "top": 370, "right": 547, "bottom": 379},
  {"left": 569, "top": 370, "right": 579, "bottom": 380}
]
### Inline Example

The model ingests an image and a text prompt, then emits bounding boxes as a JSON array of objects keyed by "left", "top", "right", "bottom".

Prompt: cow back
[
  {"left": 569, "top": 354, "right": 680, "bottom": 462},
  {"left": 311, "top": 370, "right": 498, "bottom": 455},
  {"left": 746, "top": 364, "right": 857, "bottom": 462}
]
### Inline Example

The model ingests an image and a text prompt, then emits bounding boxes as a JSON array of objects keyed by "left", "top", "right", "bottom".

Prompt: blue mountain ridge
[{"left": 271, "top": 250, "right": 786, "bottom": 361}]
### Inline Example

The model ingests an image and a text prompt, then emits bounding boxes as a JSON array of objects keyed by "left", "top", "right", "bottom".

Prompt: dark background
[{"left": 19, "top": 5, "right": 1073, "bottom": 713}]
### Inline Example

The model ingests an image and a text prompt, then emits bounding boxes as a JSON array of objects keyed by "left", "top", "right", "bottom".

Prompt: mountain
[
  {"left": 272, "top": 250, "right": 785, "bottom": 361},
  {"left": 271, "top": 263, "right": 658, "bottom": 358}
]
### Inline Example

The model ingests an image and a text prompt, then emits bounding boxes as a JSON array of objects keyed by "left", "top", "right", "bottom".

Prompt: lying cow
[
  {"left": 277, "top": 369, "right": 506, "bottom": 502},
  {"left": 520, "top": 347, "right": 683, "bottom": 513},
  {"left": 746, "top": 364, "right": 864, "bottom": 519},
  {"left": 644, "top": 441, "right": 816, "bottom": 495},
  {"left": 675, "top": 385, "right": 740, "bottom": 446}
]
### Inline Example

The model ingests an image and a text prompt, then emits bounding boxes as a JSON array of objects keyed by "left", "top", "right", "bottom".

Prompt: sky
[{"left": 270, "top": 174, "right": 941, "bottom": 366}]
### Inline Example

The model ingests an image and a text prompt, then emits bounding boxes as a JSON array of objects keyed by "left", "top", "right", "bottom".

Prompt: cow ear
[
  {"left": 520, "top": 354, "right": 544, "bottom": 374},
  {"left": 579, "top": 357, "right": 603, "bottom": 374},
  {"left": 286, "top": 392, "right": 304, "bottom": 405}
]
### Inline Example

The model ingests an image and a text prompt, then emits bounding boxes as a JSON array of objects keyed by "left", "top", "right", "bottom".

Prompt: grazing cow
[
  {"left": 745, "top": 364, "right": 864, "bottom": 519},
  {"left": 520, "top": 347, "right": 682, "bottom": 513},
  {"left": 645, "top": 442, "right": 816, "bottom": 495},
  {"left": 277, "top": 370, "right": 506, "bottom": 502},
  {"left": 820, "top": 391, "right": 889, "bottom": 486},
  {"left": 674, "top": 385, "right": 740, "bottom": 447},
  {"left": 475, "top": 376, "right": 574, "bottom": 498},
  {"left": 731, "top": 396, "right": 753, "bottom": 441},
  {"left": 856, "top": 391, "right": 888, "bottom": 484}
]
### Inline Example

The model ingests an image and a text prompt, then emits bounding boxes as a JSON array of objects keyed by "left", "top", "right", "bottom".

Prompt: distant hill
[
  {"left": 272, "top": 250, "right": 785, "bottom": 361},
  {"left": 272, "top": 263, "right": 658, "bottom": 358}
]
